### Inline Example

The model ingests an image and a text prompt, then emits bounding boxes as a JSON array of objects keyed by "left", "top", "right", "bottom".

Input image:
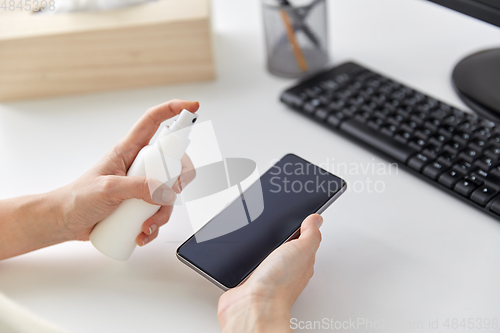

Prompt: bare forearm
[
  {"left": 0, "top": 191, "right": 68, "bottom": 260},
  {"left": 219, "top": 295, "right": 292, "bottom": 333}
]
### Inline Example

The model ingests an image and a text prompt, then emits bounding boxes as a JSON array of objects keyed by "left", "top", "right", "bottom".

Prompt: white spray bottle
[{"left": 90, "top": 110, "right": 199, "bottom": 260}]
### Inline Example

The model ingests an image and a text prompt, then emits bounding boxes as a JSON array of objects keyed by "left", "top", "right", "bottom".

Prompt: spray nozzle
[{"left": 170, "top": 110, "right": 199, "bottom": 132}]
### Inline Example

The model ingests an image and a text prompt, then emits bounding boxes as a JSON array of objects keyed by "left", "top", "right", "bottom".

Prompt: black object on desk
[
  {"left": 427, "top": 0, "right": 500, "bottom": 123},
  {"left": 281, "top": 61, "right": 500, "bottom": 221}
]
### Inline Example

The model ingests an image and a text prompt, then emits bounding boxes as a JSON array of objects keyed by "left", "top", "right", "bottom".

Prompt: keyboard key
[
  {"left": 340, "top": 106, "right": 357, "bottom": 118},
  {"left": 444, "top": 115, "right": 462, "bottom": 126},
  {"left": 315, "top": 108, "right": 330, "bottom": 121},
  {"left": 401, "top": 87, "right": 414, "bottom": 97},
  {"left": 380, "top": 125, "right": 398, "bottom": 137},
  {"left": 425, "top": 118, "right": 443, "bottom": 131},
  {"left": 489, "top": 135, "right": 500, "bottom": 145},
  {"left": 367, "top": 78, "right": 382, "bottom": 88},
  {"left": 340, "top": 119, "right": 418, "bottom": 163},
  {"left": 391, "top": 90, "right": 406, "bottom": 101},
  {"left": 410, "top": 113, "right": 426, "bottom": 125},
  {"left": 404, "top": 97, "right": 418, "bottom": 107},
  {"left": 452, "top": 108, "right": 466, "bottom": 119},
  {"left": 443, "top": 141, "right": 466, "bottom": 155},
  {"left": 394, "top": 131, "right": 412, "bottom": 144},
  {"left": 422, "top": 145, "right": 441, "bottom": 160},
  {"left": 415, "top": 128, "right": 434, "bottom": 140},
  {"left": 458, "top": 148, "right": 480, "bottom": 163},
  {"left": 471, "top": 170, "right": 500, "bottom": 191},
  {"left": 354, "top": 111, "right": 371, "bottom": 123},
  {"left": 431, "top": 109, "right": 448, "bottom": 119},
  {"left": 361, "top": 104, "right": 376, "bottom": 113},
  {"left": 327, "top": 112, "right": 345, "bottom": 127},
  {"left": 470, "top": 186, "right": 498, "bottom": 206},
  {"left": 408, "top": 153, "right": 429, "bottom": 172},
  {"left": 348, "top": 81, "right": 363, "bottom": 91},
  {"left": 359, "top": 87, "right": 375, "bottom": 98},
  {"left": 479, "top": 119, "right": 496, "bottom": 128},
  {"left": 491, "top": 165, "right": 500, "bottom": 177},
  {"left": 429, "top": 134, "right": 449, "bottom": 147},
  {"left": 334, "top": 73, "right": 350, "bottom": 84},
  {"left": 422, "top": 145, "right": 442, "bottom": 160},
  {"left": 436, "top": 152, "right": 458, "bottom": 167},
  {"left": 474, "top": 157, "right": 494, "bottom": 170},
  {"left": 349, "top": 96, "right": 366, "bottom": 106},
  {"left": 454, "top": 180, "right": 477, "bottom": 197},
  {"left": 388, "top": 115, "right": 405, "bottom": 126},
  {"left": 328, "top": 100, "right": 346, "bottom": 112},
  {"left": 367, "top": 118, "right": 385, "bottom": 130},
  {"left": 414, "top": 93, "right": 426, "bottom": 103},
  {"left": 319, "top": 93, "right": 334, "bottom": 105},
  {"left": 469, "top": 139, "right": 487, "bottom": 152},
  {"left": 453, "top": 132, "right": 472, "bottom": 145},
  {"left": 423, "top": 162, "right": 447, "bottom": 180},
  {"left": 408, "top": 139, "right": 427, "bottom": 151},
  {"left": 438, "top": 126, "right": 456, "bottom": 137},
  {"left": 484, "top": 147, "right": 500, "bottom": 162},
  {"left": 396, "top": 108, "right": 410, "bottom": 118},
  {"left": 464, "top": 174, "right": 483, "bottom": 187},
  {"left": 459, "top": 121, "right": 478, "bottom": 133},
  {"left": 378, "top": 83, "right": 393, "bottom": 94},
  {"left": 475, "top": 128, "right": 494, "bottom": 140},
  {"left": 452, "top": 161, "right": 474, "bottom": 175},
  {"left": 304, "top": 99, "right": 321, "bottom": 113},
  {"left": 438, "top": 170, "right": 463, "bottom": 188},
  {"left": 402, "top": 105, "right": 416, "bottom": 114},
  {"left": 401, "top": 121, "right": 419, "bottom": 133},
  {"left": 320, "top": 80, "right": 340, "bottom": 91},
  {"left": 374, "top": 109, "right": 391, "bottom": 119},
  {"left": 281, "top": 91, "right": 307, "bottom": 108},
  {"left": 305, "top": 86, "right": 323, "bottom": 98},
  {"left": 465, "top": 113, "right": 479, "bottom": 123},
  {"left": 489, "top": 196, "right": 500, "bottom": 215}
]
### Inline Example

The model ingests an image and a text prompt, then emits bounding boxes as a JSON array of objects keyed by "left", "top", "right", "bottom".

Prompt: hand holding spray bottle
[{"left": 90, "top": 110, "right": 199, "bottom": 261}]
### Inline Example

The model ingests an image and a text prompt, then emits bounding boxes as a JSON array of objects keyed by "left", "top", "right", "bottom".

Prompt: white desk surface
[{"left": 1, "top": 0, "right": 500, "bottom": 332}]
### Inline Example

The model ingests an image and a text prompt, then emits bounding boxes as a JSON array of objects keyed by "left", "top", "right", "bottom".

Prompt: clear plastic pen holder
[{"left": 262, "top": 0, "right": 329, "bottom": 78}]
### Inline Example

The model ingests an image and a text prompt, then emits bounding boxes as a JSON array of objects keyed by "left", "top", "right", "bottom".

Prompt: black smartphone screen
[{"left": 177, "top": 154, "right": 346, "bottom": 289}]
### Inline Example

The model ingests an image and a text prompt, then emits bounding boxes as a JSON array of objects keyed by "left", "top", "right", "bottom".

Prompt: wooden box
[{"left": 0, "top": 0, "right": 214, "bottom": 101}]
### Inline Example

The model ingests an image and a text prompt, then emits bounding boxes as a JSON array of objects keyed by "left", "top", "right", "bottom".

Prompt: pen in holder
[{"left": 262, "top": 0, "right": 329, "bottom": 78}]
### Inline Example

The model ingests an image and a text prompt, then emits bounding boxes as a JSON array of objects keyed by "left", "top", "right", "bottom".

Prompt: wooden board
[{"left": 0, "top": 0, "right": 215, "bottom": 101}]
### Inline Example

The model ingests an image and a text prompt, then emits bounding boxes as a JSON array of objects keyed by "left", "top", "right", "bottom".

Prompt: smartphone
[{"left": 176, "top": 154, "right": 347, "bottom": 290}]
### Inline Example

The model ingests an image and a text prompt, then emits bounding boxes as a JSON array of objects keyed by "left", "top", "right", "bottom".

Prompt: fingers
[
  {"left": 141, "top": 205, "right": 174, "bottom": 235},
  {"left": 100, "top": 175, "right": 177, "bottom": 206},
  {"left": 136, "top": 205, "right": 174, "bottom": 246},
  {"left": 136, "top": 227, "right": 159, "bottom": 247},
  {"left": 115, "top": 100, "right": 200, "bottom": 169},
  {"left": 297, "top": 214, "right": 323, "bottom": 254},
  {"left": 172, "top": 154, "right": 197, "bottom": 194}
]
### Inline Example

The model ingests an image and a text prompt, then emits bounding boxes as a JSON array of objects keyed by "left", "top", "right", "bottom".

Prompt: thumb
[
  {"left": 104, "top": 176, "right": 177, "bottom": 206},
  {"left": 297, "top": 214, "right": 323, "bottom": 253}
]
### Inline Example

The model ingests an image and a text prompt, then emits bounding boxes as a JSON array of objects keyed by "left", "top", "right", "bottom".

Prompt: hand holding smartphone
[{"left": 177, "top": 154, "right": 346, "bottom": 290}]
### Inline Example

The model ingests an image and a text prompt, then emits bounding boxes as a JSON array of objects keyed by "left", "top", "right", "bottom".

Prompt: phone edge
[{"left": 176, "top": 181, "right": 347, "bottom": 291}]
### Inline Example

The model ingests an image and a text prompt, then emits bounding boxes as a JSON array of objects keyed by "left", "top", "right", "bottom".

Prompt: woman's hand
[
  {"left": 0, "top": 100, "right": 199, "bottom": 260},
  {"left": 217, "top": 214, "right": 323, "bottom": 333},
  {"left": 57, "top": 99, "right": 199, "bottom": 245}
]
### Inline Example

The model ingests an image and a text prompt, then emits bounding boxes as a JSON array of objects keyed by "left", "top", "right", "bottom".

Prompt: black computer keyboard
[{"left": 281, "top": 61, "right": 500, "bottom": 220}]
